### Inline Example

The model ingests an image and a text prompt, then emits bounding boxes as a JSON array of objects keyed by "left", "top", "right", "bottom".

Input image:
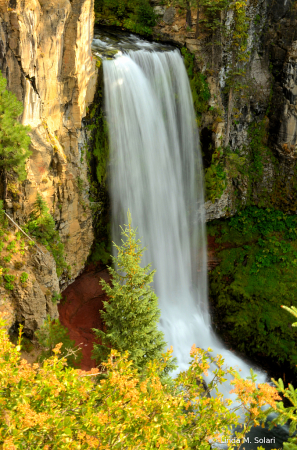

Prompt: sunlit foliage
[{"left": 0, "top": 313, "right": 281, "bottom": 449}]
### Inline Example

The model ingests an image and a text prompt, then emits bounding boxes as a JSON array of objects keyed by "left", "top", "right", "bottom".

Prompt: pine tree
[
  {"left": 92, "top": 212, "right": 175, "bottom": 373},
  {"left": 0, "top": 70, "right": 31, "bottom": 195},
  {"left": 29, "top": 192, "right": 56, "bottom": 239}
]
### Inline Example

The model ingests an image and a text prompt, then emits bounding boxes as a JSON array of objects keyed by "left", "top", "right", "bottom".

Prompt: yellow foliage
[{"left": 0, "top": 314, "right": 281, "bottom": 449}]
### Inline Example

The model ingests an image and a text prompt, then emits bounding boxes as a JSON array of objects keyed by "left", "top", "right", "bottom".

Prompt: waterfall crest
[{"left": 101, "top": 37, "right": 266, "bottom": 384}]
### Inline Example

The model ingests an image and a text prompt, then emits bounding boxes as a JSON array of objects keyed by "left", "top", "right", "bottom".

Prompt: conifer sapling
[{"left": 92, "top": 212, "right": 175, "bottom": 373}]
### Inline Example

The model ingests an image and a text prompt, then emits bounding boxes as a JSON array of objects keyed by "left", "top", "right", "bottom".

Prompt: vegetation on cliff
[
  {"left": 94, "top": 0, "right": 156, "bottom": 35},
  {"left": 25, "top": 193, "right": 69, "bottom": 278},
  {"left": 86, "top": 77, "right": 111, "bottom": 266},
  {"left": 181, "top": 47, "right": 211, "bottom": 127},
  {"left": 209, "top": 206, "right": 297, "bottom": 371},
  {"left": 0, "top": 71, "right": 31, "bottom": 198},
  {"left": 0, "top": 201, "right": 33, "bottom": 293}
]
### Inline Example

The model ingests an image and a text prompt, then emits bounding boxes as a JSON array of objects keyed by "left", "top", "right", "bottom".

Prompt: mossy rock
[{"left": 208, "top": 206, "right": 297, "bottom": 373}]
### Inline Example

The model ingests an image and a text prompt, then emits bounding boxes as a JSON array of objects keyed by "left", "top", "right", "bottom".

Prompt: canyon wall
[
  {"left": 0, "top": 0, "right": 97, "bottom": 334},
  {"left": 148, "top": 0, "right": 297, "bottom": 220}
]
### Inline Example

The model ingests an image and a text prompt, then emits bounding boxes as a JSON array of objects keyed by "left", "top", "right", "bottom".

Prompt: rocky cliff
[
  {"left": 148, "top": 0, "right": 297, "bottom": 220},
  {"left": 0, "top": 0, "right": 97, "bottom": 334}
]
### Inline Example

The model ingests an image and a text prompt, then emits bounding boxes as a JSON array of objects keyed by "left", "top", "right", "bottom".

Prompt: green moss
[
  {"left": 230, "top": 118, "right": 297, "bottom": 213},
  {"left": 86, "top": 76, "right": 112, "bottom": 266},
  {"left": 204, "top": 148, "right": 227, "bottom": 203},
  {"left": 93, "top": 112, "right": 109, "bottom": 185},
  {"left": 4, "top": 274, "right": 15, "bottom": 290},
  {"left": 209, "top": 206, "right": 297, "bottom": 371},
  {"left": 181, "top": 48, "right": 211, "bottom": 126}
]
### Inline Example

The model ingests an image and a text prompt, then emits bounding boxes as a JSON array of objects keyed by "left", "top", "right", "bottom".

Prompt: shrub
[
  {"left": 0, "top": 313, "right": 281, "bottom": 449},
  {"left": 14, "top": 261, "right": 23, "bottom": 270},
  {"left": 258, "top": 306, "right": 297, "bottom": 450},
  {"left": 20, "top": 272, "right": 28, "bottom": 284},
  {"left": 51, "top": 291, "right": 62, "bottom": 304},
  {"left": 35, "top": 315, "right": 82, "bottom": 368},
  {"left": 3, "top": 273, "right": 15, "bottom": 290},
  {"left": 26, "top": 193, "right": 67, "bottom": 277},
  {"left": 3, "top": 254, "right": 12, "bottom": 263}
]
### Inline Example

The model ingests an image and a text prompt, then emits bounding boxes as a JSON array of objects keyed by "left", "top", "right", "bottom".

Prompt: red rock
[{"left": 58, "top": 264, "right": 110, "bottom": 370}]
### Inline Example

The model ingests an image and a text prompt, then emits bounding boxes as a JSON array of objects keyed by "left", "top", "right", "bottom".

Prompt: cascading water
[
  {"left": 99, "top": 35, "right": 263, "bottom": 386},
  {"left": 91, "top": 30, "right": 289, "bottom": 448}
]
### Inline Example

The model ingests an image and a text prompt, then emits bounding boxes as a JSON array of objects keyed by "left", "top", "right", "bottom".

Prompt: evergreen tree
[
  {"left": 29, "top": 192, "right": 56, "bottom": 240},
  {"left": 0, "top": 71, "right": 31, "bottom": 194},
  {"left": 92, "top": 212, "right": 175, "bottom": 373}
]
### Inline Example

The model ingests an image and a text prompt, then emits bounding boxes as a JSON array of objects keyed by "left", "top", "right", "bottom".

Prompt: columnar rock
[{"left": 0, "top": 0, "right": 97, "bottom": 332}]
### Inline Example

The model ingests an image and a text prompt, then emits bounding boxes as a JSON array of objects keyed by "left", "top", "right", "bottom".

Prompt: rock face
[
  {"left": 151, "top": 0, "right": 297, "bottom": 219},
  {"left": 0, "top": 0, "right": 97, "bottom": 334},
  {"left": 0, "top": 247, "right": 60, "bottom": 336}
]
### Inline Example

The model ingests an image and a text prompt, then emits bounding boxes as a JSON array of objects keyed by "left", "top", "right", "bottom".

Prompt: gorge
[{"left": 1, "top": 0, "right": 297, "bottom": 446}]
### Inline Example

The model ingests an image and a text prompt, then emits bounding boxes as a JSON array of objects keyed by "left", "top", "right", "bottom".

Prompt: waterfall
[{"left": 101, "top": 37, "right": 266, "bottom": 388}]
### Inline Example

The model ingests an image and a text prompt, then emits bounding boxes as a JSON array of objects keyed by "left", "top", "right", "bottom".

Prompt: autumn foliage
[{"left": 0, "top": 313, "right": 283, "bottom": 449}]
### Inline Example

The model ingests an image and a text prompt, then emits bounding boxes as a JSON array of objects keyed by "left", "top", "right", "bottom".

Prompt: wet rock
[
  {"left": 204, "top": 187, "right": 233, "bottom": 222},
  {"left": 274, "top": 44, "right": 297, "bottom": 158}
]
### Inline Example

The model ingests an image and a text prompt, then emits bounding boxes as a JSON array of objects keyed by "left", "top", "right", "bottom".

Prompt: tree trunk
[
  {"left": 195, "top": 5, "right": 199, "bottom": 38},
  {"left": 1, "top": 169, "right": 7, "bottom": 201},
  {"left": 186, "top": 0, "right": 192, "bottom": 28},
  {"left": 224, "top": 87, "right": 234, "bottom": 147}
]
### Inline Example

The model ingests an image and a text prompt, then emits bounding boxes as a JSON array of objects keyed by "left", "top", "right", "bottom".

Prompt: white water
[{"left": 102, "top": 39, "right": 266, "bottom": 392}]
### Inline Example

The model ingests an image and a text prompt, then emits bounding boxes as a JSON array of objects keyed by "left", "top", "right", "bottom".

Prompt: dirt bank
[{"left": 58, "top": 264, "right": 110, "bottom": 370}]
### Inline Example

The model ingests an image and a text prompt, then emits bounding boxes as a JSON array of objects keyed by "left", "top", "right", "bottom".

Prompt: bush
[
  {"left": 20, "top": 272, "right": 28, "bottom": 284},
  {"left": 0, "top": 313, "right": 281, "bottom": 448},
  {"left": 35, "top": 315, "right": 82, "bottom": 368},
  {"left": 26, "top": 193, "right": 67, "bottom": 277}
]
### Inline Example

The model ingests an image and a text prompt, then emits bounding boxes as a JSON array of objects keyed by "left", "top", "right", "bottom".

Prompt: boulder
[{"left": 163, "top": 7, "right": 176, "bottom": 24}]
